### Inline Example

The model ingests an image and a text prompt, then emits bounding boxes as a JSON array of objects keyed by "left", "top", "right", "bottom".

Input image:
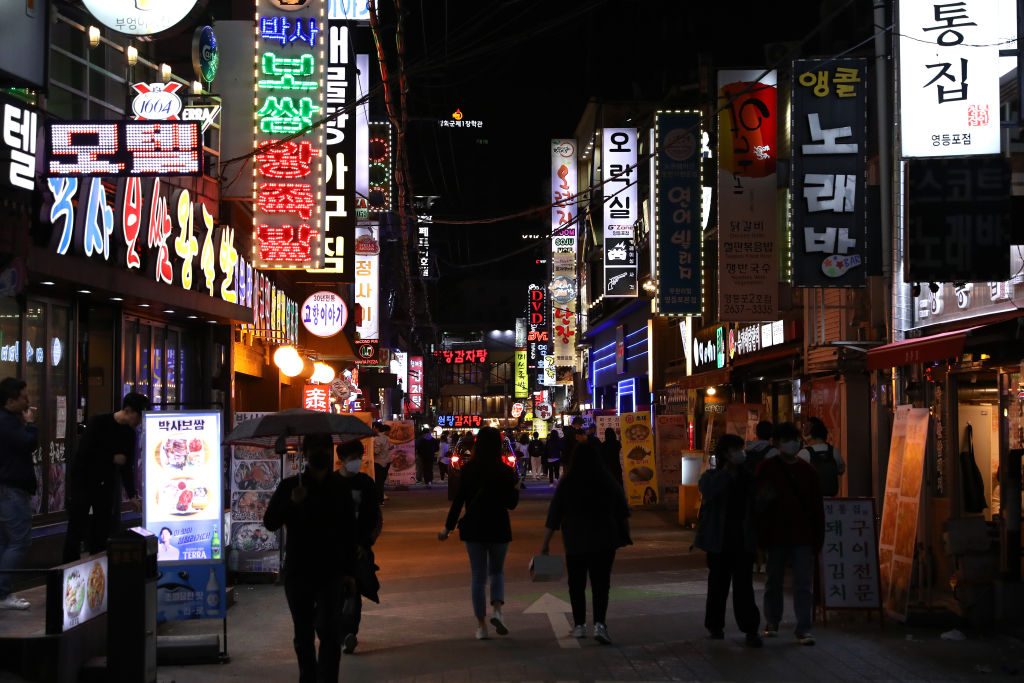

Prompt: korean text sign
[
  {"left": 1, "top": 93, "right": 38, "bottom": 194},
  {"left": 821, "top": 497, "right": 881, "bottom": 609},
  {"left": 254, "top": 0, "right": 326, "bottom": 269},
  {"left": 46, "top": 121, "right": 201, "bottom": 177},
  {"left": 654, "top": 111, "right": 702, "bottom": 314},
  {"left": 717, "top": 70, "right": 779, "bottom": 321},
  {"left": 550, "top": 139, "right": 577, "bottom": 367},
  {"left": 354, "top": 223, "right": 380, "bottom": 339},
  {"left": 144, "top": 411, "right": 223, "bottom": 564},
  {"left": 791, "top": 58, "right": 868, "bottom": 287},
  {"left": 408, "top": 355, "right": 423, "bottom": 413},
  {"left": 620, "top": 412, "right": 658, "bottom": 507},
  {"left": 514, "top": 349, "right": 529, "bottom": 398},
  {"left": 602, "top": 128, "right": 638, "bottom": 298},
  {"left": 527, "top": 283, "right": 550, "bottom": 373},
  {"left": 899, "top": 0, "right": 1000, "bottom": 157}
]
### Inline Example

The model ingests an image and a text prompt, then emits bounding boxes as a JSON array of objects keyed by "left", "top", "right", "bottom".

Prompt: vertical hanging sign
[
  {"left": 550, "top": 139, "right": 577, "bottom": 374},
  {"left": 602, "top": 128, "right": 639, "bottom": 298},
  {"left": 717, "top": 69, "right": 779, "bottom": 321},
  {"left": 354, "top": 223, "right": 380, "bottom": 339},
  {"left": 254, "top": 0, "right": 326, "bottom": 270},
  {"left": 654, "top": 111, "right": 702, "bottom": 314},
  {"left": 790, "top": 58, "right": 868, "bottom": 287}
]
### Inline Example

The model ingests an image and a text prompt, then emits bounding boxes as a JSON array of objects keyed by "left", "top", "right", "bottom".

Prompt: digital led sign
[
  {"left": 433, "top": 348, "right": 488, "bottom": 364},
  {"left": 46, "top": 121, "right": 201, "bottom": 177},
  {"left": 437, "top": 414, "right": 482, "bottom": 428}
]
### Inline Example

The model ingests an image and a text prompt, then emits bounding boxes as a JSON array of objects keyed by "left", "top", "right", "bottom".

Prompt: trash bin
[{"left": 107, "top": 527, "right": 158, "bottom": 683}]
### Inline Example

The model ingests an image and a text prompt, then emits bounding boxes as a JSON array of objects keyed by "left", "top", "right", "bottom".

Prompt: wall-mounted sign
[
  {"left": 131, "top": 82, "right": 184, "bottom": 121},
  {"left": 82, "top": 0, "right": 202, "bottom": 37},
  {"left": 898, "top": 0, "right": 1000, "bottom": 157},
  {"left": 602, "top": 127, "right": 639, "bottom": 298},
  {"left": 0, "top": 93, "right": 37, "bottom": 194},
  {"left": 46, "top": 121, "right": 201, "bottom": 177},
  {"left": 301, "top": 290, "right": 346, "bottom": 337},
  {"left": 329, "top": 0, "right": 372, "bottom": 21},
  {"left": 254, "top": 0, "right": 326, "bottom": 269},
  {"left": 692, "top": 325, "right": 726, "bottom": 373},
  {"left": 729, "top": 320, "right": 787, "bottom": 359},
  {"left": 527, "top": 284, "right": 550, "bottom": 370},
  {"left": 303, "top": 384, "right": 330, "bottom": 411},
  {"left": 535, "top": 402, "right": 553, "bottom": 421},
  {"left": 418, "top": 215, "right": 431, "bottom": 277},
  {"left": 438, "top": 109, "right": 483, "bottom": 129},
  {"left": 511, "top": 403, "right": 524, "bottom": 418},
  {"left": 551, "top": 139, "right": 577, "bottom": 367},
  {"left": 181, "top": 104, "right": 221, "bottom": 134},
  {"left": 192, "top": 25, "right": 219, "bottom": 83},
  {"left": 514, "top": 349, "right": 529, "bottom": 398},
  {"left": 433, "top": 348, "right": 488, "bottom": 364},
  {"left": 354, "top": 339, "right": 379, "bottom": 366},
  {"left": 437, "top": 414, "right": 482, "bottom": 428},
  {"left": 354, "top": 223, "right": 379, "bottom": 339},
  {"left": 407, "top": 356, "right": 423, "bottom": 413},
  {"left": 367, "top": 122, "right": 391, "bottom": 212}
]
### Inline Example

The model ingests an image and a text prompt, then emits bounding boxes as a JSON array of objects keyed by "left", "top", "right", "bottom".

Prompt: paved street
[{"left": 137, "top": 481, "right": 1024, "bottom": 682}]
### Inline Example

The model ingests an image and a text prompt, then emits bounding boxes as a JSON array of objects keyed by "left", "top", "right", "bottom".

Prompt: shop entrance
[{"left": 957, "top": 376, "right": 999, "bottom": 520}]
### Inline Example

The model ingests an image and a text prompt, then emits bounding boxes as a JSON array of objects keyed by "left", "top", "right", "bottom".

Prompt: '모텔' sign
[{"left": 46, "top": 121, "right": 201, "bottom": 177}]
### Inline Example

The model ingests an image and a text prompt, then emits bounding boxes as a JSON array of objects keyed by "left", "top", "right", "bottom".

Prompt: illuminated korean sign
[
  {"left": 728, "top": 320, "right": 787, "bottom": 359},
  {"left": 717, "top": 69, "right": 779, "bottom": 321},
  {"left": 328, "top": 0, "right": 372, "bottom": 22},
  {"left": 527, "top": 284, "right": 550, "bottom": 373},
  {"left": 418, "top": 215, "right": 431, "bottom": 277},
  {"left": 46, "top": 121, "right": 201, "bottom": 177},
  {"left": 131, "top": 82, "right": 184, "bottom": 121},
  {"left": 353, "top": 339, "right": 378, "bottom": 366},
  {"left": 791, "top": 59, "right": 868, "bottom": 287},
  {"left": 254, "top": 0, "right": 326, "bottom": 269},
  {"left": 692, "top": 324, "right": 726, "bottom": 373},
  {"left": 654, "top": 111, "right": 702, "bottom": 315},
  {"left": 437, "top": 414, "right": 482, "bottom": 428},
  {"left": 550, "top": 139, "right": 577, "bottom": 370},
  {"left": 602, "top": 127, "right": 638, "bottom": 298},
  {"left": 514, "top": 349, "right": 528, "bottom": 398},
  {"left": 439, "top": 109, "right": 484, "bottom": 129},
  {"left": 433, "top": 348, "right": 488, "bottom": 364},
  {"left": 1, "top": 94, "right": 37, "bottom": 194},
  {"left": 301, "top": 290, "right": 346, "bottom": 337},
  {"left": 82, "top": 0, "right": 201, "bottom": 36},
  {"left": 390, "top": 350, "right": 408, "bottom": 393},
  {"left": 354, "top": 223, "right": 379, "bottom": 339},
  {"left": 303, "top": 383, "right": 330, "bottom": 411},
  {"left": 899, "top": 0, "right": 1000, "bottom": 157},
  {"left": 242, "top": 268, "right": 300, "bottom": 346},
  {"left": 407, "top": 356, "right": 423, "bottom": 413}
]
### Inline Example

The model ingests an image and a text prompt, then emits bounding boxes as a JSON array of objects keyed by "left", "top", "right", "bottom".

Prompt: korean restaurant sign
[
  {"left": 244, "top": 268, "right": 300, "bottom": 346},
  {"left": 790, "top": 59, "right": 868, "bottom": 287},
  {"left": 728, "top": 320, "right": 787, "bottom": 360},
  {"left": 433, "top": 348, "right": 488, "bottom": 364},
  {"left": 654, "top": 111, "right": 702, "bottom": 314},
  {"left": 407, "top": 355, "right": 423, "bottom": 413},
  {"left": 0, "top": 93, "right": 37, "bottom": 195},
  {"left": 46, "top": 121, "right": 201, "bottom": 177},
  {"left": 82, "top": 0, "right": 201, "bottom": 36},
  {"left": 254, "top": 1, "right": 326, "bottom": 270},
  {"left": 306, "top": 17, "right": 355, "bottom": 277},
  {"left": 692, "top": 324, "right": 726, "bottom": 373},
  {"left": 913, "top": 274, "right": 1020, "bottom": 328},
  {"left": 898, "top": 0, "right": 1000, "bottom": 157},
  {"left": 143, "top": 411, "right": 223, "bottom": 563},
  {"left": 527, "top": 284, "right": 550, "bottom": 373},
  {"left": 717, "top": 69, "right": 779, "bottom": 321},
  {"left": 906, "top": 156, "right": 1011, "bottom": 282},
  {"left": 303, "top": 383, "right": 330, "bottom": 411},
  {"left": 514, "top": 349, "right": 529, "bottom": 398},
  {"left": 602, "top": 128, "right": 638, "bottom": 298},
  {"left": 354, "top": 223, "right": 380, "bottom": 339},
  {"left": 301, "top": 290, "right": 346, "bottom": 337},
  {"left": 437, "top": 414, "right": 482, "bottom": 428},
  {"left": 550, "top": 139, "right": 577, "bottom": 369},
  {"left": 418, "top": 215, "right": 431, "bottom": 277}
]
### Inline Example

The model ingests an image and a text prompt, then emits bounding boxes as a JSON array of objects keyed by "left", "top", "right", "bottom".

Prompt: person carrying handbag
[
  {"left": 540, "top": 442, "right": 630, "bottom": 645},
  {"left": 438, "top": 427, "right": 520, "bottom": 640}
]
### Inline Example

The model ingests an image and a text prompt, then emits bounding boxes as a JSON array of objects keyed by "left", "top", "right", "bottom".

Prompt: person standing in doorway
[
  {"left": 264, "top": 433, "right": 357, "bottom": 683},
  {"left": 371, "top": 421, "right": 392, "bottom": 503},
  {"left": 0, "top": 378, "right": 37, "bottom": 610},
  {"left": 438, "top": 426, "right": 520, "bottom": 640},
  {"left": 755, "top": 421, "right": 824, "bottom": 646},
  {"left": 62, "top": 392, "right": 149, "bottom": 562},
  {"left": 695, "top": 434, "right": 763, "bottom": 647},
  {"left": 541, "top": 442, "right": 630, "bottom": 645}
]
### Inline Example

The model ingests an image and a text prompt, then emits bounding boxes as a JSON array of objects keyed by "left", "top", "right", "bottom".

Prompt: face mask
[
  {"left": 344, "top": 459, "right": 363, "bottom": 474},
  {"left": 729, "top": 450, "right": 746, "bottom": 465},
  {"left": 308, "top": 451, "right": 333, "bottom": 471},
  {"left": 779, "top": 440, "right": 801, "bottom": 456}
]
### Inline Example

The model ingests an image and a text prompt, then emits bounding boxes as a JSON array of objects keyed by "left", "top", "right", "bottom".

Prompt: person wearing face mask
[
  {"left": 754, "top": 421, "right": 824, "bottom": 646},
  {"left": 336, "top": 440, "right": 383, "bottom": 656},
  {"left": 694, "top": 434, "right": 763, "bottom": 647},
  {"left": 264, "top": 434, "right": 358, "bottom": 683}
]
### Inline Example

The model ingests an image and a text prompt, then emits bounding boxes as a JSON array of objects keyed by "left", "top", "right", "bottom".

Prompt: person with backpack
[
  {"left": 798, "top": 417, "right": 845, "bottom": 497},
  {"left": 743, "top": 420, "right": 777, "bottom": 478}
]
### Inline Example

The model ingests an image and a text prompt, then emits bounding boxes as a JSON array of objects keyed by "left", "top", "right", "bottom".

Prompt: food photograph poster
[
  {"left": 385, "top": 420, "right": 417, "bottom": 486},
  {"left": 621, "top": 411, "right": 658, "bottom": 507},
  {"left": 230, "top": 412, "right": 281, "bottom": 573},
  {"left": 144, "top": 411, "right": 223, "bottom": 563}
]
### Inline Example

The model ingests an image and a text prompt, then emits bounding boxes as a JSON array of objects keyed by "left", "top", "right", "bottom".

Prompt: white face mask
[
  {"left": 729, "top": 450, "right": 746, "bottom": 465},
  {"left": 344, "top": 459, "right": 363, "bottom": 474},
  {"left": 779, "top": 440, "right": 801, "bottom": 456}
]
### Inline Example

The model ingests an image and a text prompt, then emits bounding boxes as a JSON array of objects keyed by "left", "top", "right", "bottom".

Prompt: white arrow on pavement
[{"left": 524, "top": 592, "right": 579, "bottom": 648}]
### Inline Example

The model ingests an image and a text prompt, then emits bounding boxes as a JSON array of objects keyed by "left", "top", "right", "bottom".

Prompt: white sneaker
[
  {"left": 0, "top": 595, "right": 30, "bottom": 610},
  {"left": 475, "top": 626, "right": 488, "bottom": 640},
  {"left": 570, "top": 624, "right": 587, "bottom": 638},
  {"left": 490, "top": 611, "right": 508, "bottom": 635},
  {"left": 593, "top": 623, "right": 612, "bottom": 644}
]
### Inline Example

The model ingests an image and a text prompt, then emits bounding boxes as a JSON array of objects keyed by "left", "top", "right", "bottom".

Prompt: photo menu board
[
  {"left": 143, "top": 411, "right": 223, "bottom": 564},
  {"left": 47, "top": 554, "right": 108, "bottom": 634}
]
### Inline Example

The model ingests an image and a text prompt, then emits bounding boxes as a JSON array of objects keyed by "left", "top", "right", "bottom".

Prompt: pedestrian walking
[
  {"left": 755, "top": 421, "right": 825, "bottom": 646},
  {"left": 743, "top": 420, "right": 778, "bottom": 478},
  {"left": 540, "top": 442, "right": 630, "bottom": 645},
  {"left": 371, "top": 421, "right": 392, "bottom": 503},
  {"left": 336, "top": 440, "right": 383, "bottom": 656},
  {"left": 438, "top": 426, "right": 520, "bottom": 640},
  {"left": 515, "top": 435, "right": 530, "bottom": 487},
  {"left": 0, "top": 378, "right": 37, "bottom": 611},
  {"left": 528, "top": 431, "right": 543, "bottom": 477},
  {"left": 264, "top": 434, "right": 358, "bottom": 683},
  {"left": 63, "top": 392, "right": 150, "bottom": 562},
  {"left": 415, "top": 429, "right": 438, "bottom": 487},
  {"left": 438, "top": 432, "right": 451, "bottom": 481},
  {"left": 599, "top": 428, "right": 623, "bottom": 486},
  {"left": 695, "top": 434, "right": 763, "bottom": 647},
  {"left": 545, "top": 430, "right": 562, "bottom": 486},
  {"left": 799, "top": 417, "right": 846, "bottom": 497}
]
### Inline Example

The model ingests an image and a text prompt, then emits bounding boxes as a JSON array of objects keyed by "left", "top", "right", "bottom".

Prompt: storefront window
[
  {"left": 152, "top": 325, "right": 164, "bottom": 407},
  {"left": 166, "top": 329, "right": 179, "bottom": 406},
  {"left": 138, "top": 323, "right": 151, "bottom": 399},
  {"left": 24, "top": 302, "right": 45, "bottom": 515},
  {"left": 48, "top": 304, "right": 71, "bottom": 513}
]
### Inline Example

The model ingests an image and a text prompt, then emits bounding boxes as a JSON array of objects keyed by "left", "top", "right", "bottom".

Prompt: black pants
[
  {"left": 284, "top": 573, "right": 345, "bottom": 683},
  {"left": 373, "top": 463, "right": 389, "bottom": 503},
  {"left": 438, "top": 461, "right": 448, "bottom": 480},
  {"left": 566, "top": 548, "right": 615, "bottom": 626},
  {"left": 62, "top": 485, "right": 118, "bottom": 563},
  {"left": 704, "top": 549, "right": 760, "bottom": 634},
  {"left": 341, "top": 585, "right": 362, "bottom": 637},
  {"left": 547, "top": 460, "right": 561, "bottom": 483}
]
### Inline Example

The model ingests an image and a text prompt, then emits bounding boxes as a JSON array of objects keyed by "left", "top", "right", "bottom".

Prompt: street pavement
[{"left": 38, "top": 478, "right": 1024, "bottom": 681}]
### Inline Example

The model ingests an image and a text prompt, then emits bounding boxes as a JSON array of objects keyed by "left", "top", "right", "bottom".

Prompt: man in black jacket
[
  {"left": 0, "top": 378, "right": 37, "bottom": 610},
  {"left": 62, "top": 392, "right": 149, "bottom": 562},
  {"left": 265, "top": 434, "right": 357, "bottom": 683}
]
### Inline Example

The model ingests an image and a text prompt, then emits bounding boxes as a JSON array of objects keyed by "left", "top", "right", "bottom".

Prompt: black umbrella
[{"left": 225, "top": 408, "right": 375, "bottom": 449}]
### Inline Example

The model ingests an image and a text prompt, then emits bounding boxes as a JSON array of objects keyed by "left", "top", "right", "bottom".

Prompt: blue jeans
[
  {"left": 464, "top": 541, "right": 508, "bottom": 620},
  {"left": 763, "top": 544, "right": 814, "bottom": 636},
  {"left": 0, "top": 485, "right": 32, "bottom": 599}
]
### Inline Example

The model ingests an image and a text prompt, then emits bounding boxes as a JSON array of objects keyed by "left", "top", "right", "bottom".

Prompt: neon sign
[
  {"left": 433, "top": 349, "right": 488, "bottom": 364},
  {"left": 46, "top": 122, "right": 201, "bottom": 177}
]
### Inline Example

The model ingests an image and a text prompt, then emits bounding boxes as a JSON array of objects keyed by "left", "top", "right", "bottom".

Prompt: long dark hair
[
  {"left": 604, "top": 428, "right": 618, "bottom": 443},
  {"left": 560, "top": 442, "right": 619, "bottom": 506},
  {"left": 471, "top": 426, "right": 503, "bottom": 467}
]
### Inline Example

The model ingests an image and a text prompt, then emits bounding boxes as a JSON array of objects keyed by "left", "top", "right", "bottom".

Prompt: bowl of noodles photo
[
  {"left": 64, "top": 569, "right": 85, "bottom": 618},
  {"left": 87, "top": 561, "right": 105, "bottom": 610}
]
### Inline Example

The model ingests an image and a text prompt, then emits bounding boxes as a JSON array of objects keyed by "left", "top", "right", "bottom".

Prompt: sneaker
[
  {"left": 475, "top": 626, "right": 488, "bottom": 640},
  {"left": 383, "top": 494, "right": 390, "bottom": 501},
  {"left": 593, "top": 623, "right": 612, "bottom": 645},
  {"left": 763, "top": 623, "right": 778, "bottom": 638},
  {"left": 343, "top": 633, "right": 358, "bottom": 654},
  {"left": 570, "top": 624, "right": 587, "bottom": 638},
  {"left": 796, "top": 633, "right": 815, "bottom": 646},
  {"left": 490, "top": 611, "right": 508, "bottom": 636},
  {"left": 0, "top": 595, "right": 29, "bottom": 610},
  {"left": 745, "top": 632, "right": 764, "bottom": 648},
  {"left": 708, "top": 629, "right": 725, "bottom": 640}
]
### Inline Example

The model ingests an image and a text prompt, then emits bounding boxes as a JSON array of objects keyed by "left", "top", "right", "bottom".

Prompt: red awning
[{"left": 865, "top": 326, "right": 981, "bottom": 371}]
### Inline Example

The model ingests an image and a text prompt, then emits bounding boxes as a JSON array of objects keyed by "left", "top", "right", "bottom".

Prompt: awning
[
  {"left": 729, "top": 343, "right": 801, "bottom": 369},
  {"left": 865, "top": 326, "right": 981, "bottom": 371},
  {"left": 674, "top": 368, "right": 730, "bottom": 391}
]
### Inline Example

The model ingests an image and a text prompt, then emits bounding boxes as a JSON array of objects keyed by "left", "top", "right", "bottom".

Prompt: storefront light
[
  {"left": 311, "top": 362, "right": 335, "bottom": 384},
  {"left": 126, "top": 45, "right": 138, "bottom": 67},
  {"left": 110, "top": 297, "right": 123, "bottom": 301},
  {"left": 88, "top": 26, "right": 101, "bottom": 48},
  {"left": 40, "top": 281, "right": 55, "bottom": 286},
  {"left": 274, "top": 345, "right": 303, "bottom": 377},
  {"left": 139, "top": 303, "right": 150, "bottom": 308},
  {"left": 706, "top": 386, "right": 717, "bottom": 396},
  {"left": 77, "top": 289, "right": 91, "bottom": 294}
]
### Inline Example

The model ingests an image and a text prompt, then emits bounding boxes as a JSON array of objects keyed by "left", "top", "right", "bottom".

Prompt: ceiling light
[
  {"left": 139, "top": 303, "right": 150, "bottom": 307},
  {"left": 88, "top": 26, "right": 101, "bottom": 48},
  {"left": 40, "top": 281, "right": 55, "bottom": 286},
  {"left": 163, "top": 309, "right": 174, "bottom": 314},
  {"left": 187, "top": 315, "right": 197, "bottom": 319},
  {"left": 706, "top": 386, "right": 717, "bottom": 396},
  {"left": 110, "top": 297, "right": 123, "bottom": 302},
  {"left": 77, "top": 289, "right": 91, "bottom": 294}
]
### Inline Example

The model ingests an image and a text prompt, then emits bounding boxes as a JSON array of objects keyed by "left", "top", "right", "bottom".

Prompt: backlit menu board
[
  {"left": 48, "top": 554, "right": 108, "bottom": 633},
  {"left": 144, "top": 410, "right": 223, "bottom": 564}
]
